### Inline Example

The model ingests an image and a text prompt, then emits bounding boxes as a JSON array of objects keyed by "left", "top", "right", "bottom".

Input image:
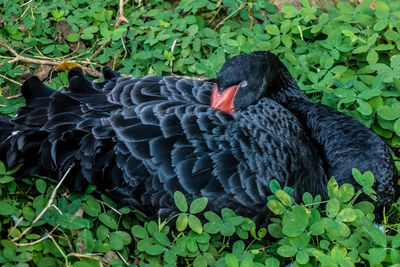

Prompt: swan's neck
[{"left": 265, "top": 62, "right": 308, "bottom": 104}]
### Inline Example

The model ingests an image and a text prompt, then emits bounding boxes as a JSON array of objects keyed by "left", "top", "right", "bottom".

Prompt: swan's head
[{"left": 211, "top": 51, "right": 283, "bottom": 113}]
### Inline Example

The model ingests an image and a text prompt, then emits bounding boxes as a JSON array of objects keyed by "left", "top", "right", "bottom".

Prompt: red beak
[{"left": 210, "top": 84, "right": 239, "bottom": 114}]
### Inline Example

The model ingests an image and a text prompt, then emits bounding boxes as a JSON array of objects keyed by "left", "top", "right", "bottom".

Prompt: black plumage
[
  {"left": 0, "top": 52, "right": 397, "bottom": 225},
  {"left": 216, "top": 51, "right": 398, "bottom": 214}
]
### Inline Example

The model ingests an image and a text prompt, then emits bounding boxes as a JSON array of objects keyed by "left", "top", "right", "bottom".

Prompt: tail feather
[
  {"left": 1, "top": 70, "right": 133, "bottom": 212},
  {"left": 93, "top": 66, "right": 120, "bottom": 90},
  {"left": 103, "top": 66, "right": 120, "bottom": 80},
  {"left": 0, "top": 115, "right": 15, "bottom": 143},
  {"left": 21, "top": 76, "right": 56, "bottom": 107},
  {"left": 68, "top": 67, "right": 97, "bottom": 94}
]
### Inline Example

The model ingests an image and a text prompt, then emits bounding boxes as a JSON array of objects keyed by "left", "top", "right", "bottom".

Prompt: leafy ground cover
[{"left": 1, "top": 0, "right": 400, "bottom": 266}]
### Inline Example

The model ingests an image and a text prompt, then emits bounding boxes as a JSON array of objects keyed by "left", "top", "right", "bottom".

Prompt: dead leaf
[
  {"left": 56, "top": 61, "right": 84, "bottom": 72},
  {"left": 106, "top": 58, "right": 114, "bottom": 69},
  {"left": 1, "top": 84, "right": 11, "bottom": 97},
  {"left": 18, "top": 24, "right": 29, "bottom": 33},
  {"left": 103, "top": 251, "right": 119, "bottom": 263},
  {"left": 74, "top": 208, "right": 84, "bottom": 218},
  {"left": 359, "top": 0, "right": 375, "bottom": 9},
  {"left": 76, "top": 237, "right": 87, "bottom": 253},
  {"left": 33, "top": 64, "right": 53, "bottom": 81},
  {"left": 70, "top": 207, "right": 85, "bottom": 236},
  {"left": 54, "top": 20, "right": 86, "bottom": 51},
  {"left": 54, "top": 21, "right": 72, "bottom": 43},
  {"left": 85, "top": 68, "right": 102, "bottom": 78}
]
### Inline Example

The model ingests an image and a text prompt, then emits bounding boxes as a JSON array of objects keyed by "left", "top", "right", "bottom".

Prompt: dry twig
[
  {"left": 0, "top": 74, "right": 22, "bottom": 86},
  {"left": 59, "top": 228, "right": 74, "bottom": 251},
  {"left": 67, "top": 253, "right": 104, "bottom": 267},
  {"left": 6, "top": 94, "right": 23, "bottom": 100},
  {"left": 15, "top": 226, "right": 59, "bottom": 247},
  {"left": 171, "top": 74, "right": 209, "bottom": 81},
  {"left": 8, "top": 217, "right": 24, "bottom": 239},
  {"left": 169, "top": 39, "right": 177, "bottom": 76},
  {"left": 0, "top": 40, "right": 59, "bottom": 66},
  {"left": 11, "top": 163, "right": 75, "bottom": 242},
  {"left": 120, "top": 37, "right": 128, "bottom": 63},
  {"left": 0, "top": 40, "right": 102, "bottom": 78},
  {"left": 84, "top": 41, "right": 110, "bottom": 67},
  {"left": 99, "top": 200, "right": 122, "bottom": 216},
  {"left": 51, "top": 204, "right": 63, "bottom": 215},
  {"left": 116, "top": 251, "right": 129, "bottom": 266},
  {"left": 20, "top": 0, "right": 33, "bottom": 7},
  {"left": 115, "top": 0, "right": 129, "bottom": 28},
  {"left": 215, "top": 2, "right": 246, "bottom": 30}
]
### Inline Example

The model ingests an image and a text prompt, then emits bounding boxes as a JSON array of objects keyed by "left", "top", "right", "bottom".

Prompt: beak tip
[{"left": 210, "top": 83, "right": 239, "bottom": 114}]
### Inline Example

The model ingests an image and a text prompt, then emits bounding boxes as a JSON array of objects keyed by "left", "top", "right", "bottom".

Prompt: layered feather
[
  {"left": 0, "top": 51, "right": 396, "bottom": 224},
  {"left": 0, "top": 67, "right": 326, "bottom": 224}
]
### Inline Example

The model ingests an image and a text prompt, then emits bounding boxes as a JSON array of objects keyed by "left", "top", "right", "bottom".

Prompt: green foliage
[
  {"left": 1, "top": 0, "right": 400, "bottom": 265},
  {"left": 266, "top": 170, "right": 393, "bottom": 266},
  {"left": 1, "top": 0, "right": 400, "bottom": 143},
  {"left": 2, "top": 160, "right": 400, "bottom": 266},
  {"left": 1, "top": 0, "right": 400, "bottom": 156}
]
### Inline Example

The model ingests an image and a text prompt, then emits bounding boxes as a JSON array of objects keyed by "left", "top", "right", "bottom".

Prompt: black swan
[
  {"left": 0, "top": 52, "right": 396, "bottom": 224},
  {"left": 216, "top": 51, "right": 397, "bottom": 214}
]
